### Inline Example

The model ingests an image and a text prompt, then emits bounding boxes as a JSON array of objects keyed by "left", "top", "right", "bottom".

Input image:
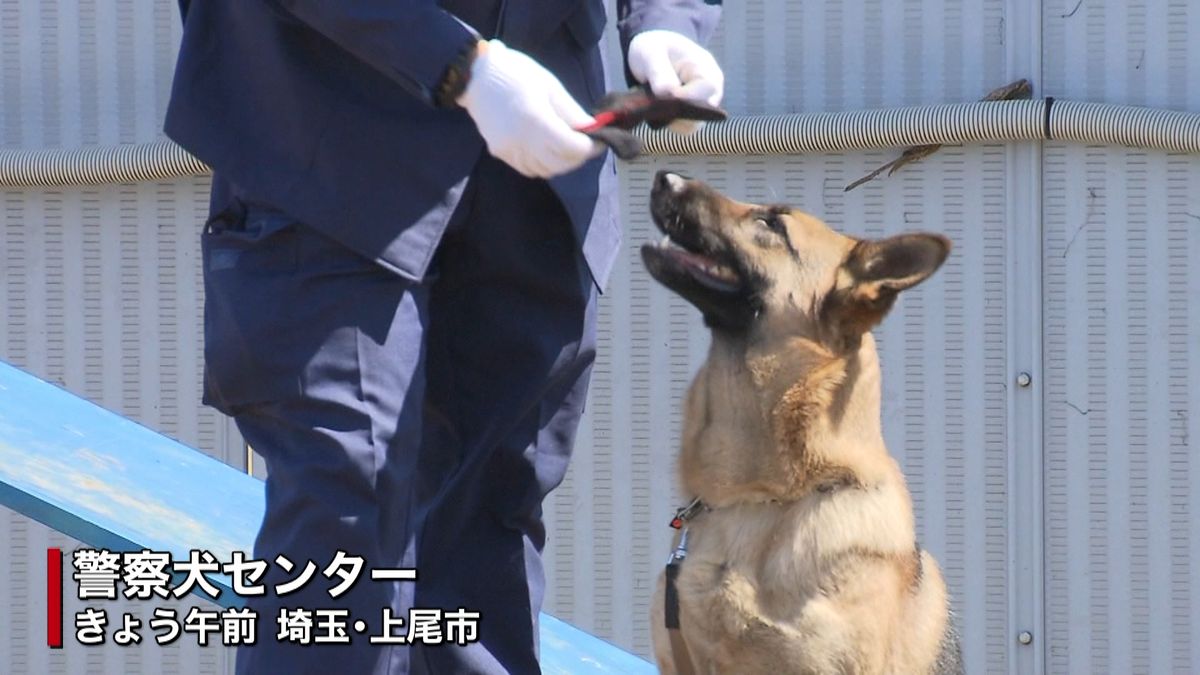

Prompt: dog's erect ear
[
  {"left": 823, "top": 233, "right": 951, "bottom": 341},
  {"left": 845, "top": 233, "right": 951, "bottom": 295}
]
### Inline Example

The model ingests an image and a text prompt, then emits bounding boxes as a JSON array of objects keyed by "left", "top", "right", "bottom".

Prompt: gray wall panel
[
  {"left": 3, "top": 3, "right": 233, "bottom": 670},
  {"left": 1042, "top": 145, "right": 1200, "bottom": 675},
  {"left": 1040, "top": 0, "right": 1200, "bottom": 672},
  {"left": 0, "top": 181, "right": 234, "bottom": 675},
  {"left": 706, "top": 0, "right": 1007, "bottom": 114},
  {"left": 2, "top": 0, "right": 1199, "bottom": 673}
]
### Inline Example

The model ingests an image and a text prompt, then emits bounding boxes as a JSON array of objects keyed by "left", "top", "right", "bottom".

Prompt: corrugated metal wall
[
  {"left": 1, "top": 1, "right": 1197, "bottom": 673},
  {"left": 1039, "top": 1, "right": 1200, "bottom": 672},
  {"left": 0, "top": 1, "right": 239, "bottom": 672},
  {"left": 0, "top": 181, "right": 232, "bottom": 674}
]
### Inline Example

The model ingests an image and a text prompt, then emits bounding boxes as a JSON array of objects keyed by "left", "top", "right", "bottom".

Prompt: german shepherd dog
[{"left": 641, "top": 172, "right": 963, "bottom": 675}]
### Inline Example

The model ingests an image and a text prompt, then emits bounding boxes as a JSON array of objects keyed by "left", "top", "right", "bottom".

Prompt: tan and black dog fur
[{"left": 641, "top": 172, "right": 963, "bottom": 675}]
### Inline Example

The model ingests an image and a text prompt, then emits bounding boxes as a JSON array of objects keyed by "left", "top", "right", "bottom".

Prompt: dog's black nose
[{"left": 655, "top": 170, "right": 687, "bottom": 193}]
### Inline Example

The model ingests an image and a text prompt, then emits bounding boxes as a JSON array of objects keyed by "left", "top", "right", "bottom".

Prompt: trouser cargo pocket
[{"left": 200, "top": 202, "right": 305, "bottom": 415}]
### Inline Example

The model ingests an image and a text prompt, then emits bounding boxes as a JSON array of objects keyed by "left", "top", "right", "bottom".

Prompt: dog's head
[{"left": 641, "top": 171, "right": 950, "bottom": 348}]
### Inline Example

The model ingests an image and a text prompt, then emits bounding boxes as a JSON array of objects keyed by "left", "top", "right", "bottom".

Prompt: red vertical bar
[{"left": 47, "top": 548, "right": 63, "bottom": 649}]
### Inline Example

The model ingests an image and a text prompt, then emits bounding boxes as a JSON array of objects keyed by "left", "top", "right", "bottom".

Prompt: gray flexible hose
[
  {"left": 636, "top": 100, "right": 1051, "bottom": 155},
  {"left": 1048, "top": 100, "right": 1200, "bottom": 154},
  {"left": 0, "top": 141, "right": 211, "bottom": 188},
  {"left": 1, "top": 99, "right": 1199, "bottom": 188}
]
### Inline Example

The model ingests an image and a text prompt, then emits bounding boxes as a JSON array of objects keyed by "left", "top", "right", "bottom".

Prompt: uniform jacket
[{"left": 166, "top": 0, "right": 720, "bottom": 289}]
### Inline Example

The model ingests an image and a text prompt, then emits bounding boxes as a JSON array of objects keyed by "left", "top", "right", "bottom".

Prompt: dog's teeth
[
  {"left": 705, "top": 265, "right": 736, "bottom": 282},
  {"left": 660, "top": 235, "right": 672, "bottom": 248}
]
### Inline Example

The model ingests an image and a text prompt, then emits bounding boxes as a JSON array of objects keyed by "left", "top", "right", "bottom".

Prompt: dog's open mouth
[
  {"left": 640, "top": 171, "right": 760, "bottom": 330},
  {"left": 645, "top": 233, "right": 743, "bottom": 293}
]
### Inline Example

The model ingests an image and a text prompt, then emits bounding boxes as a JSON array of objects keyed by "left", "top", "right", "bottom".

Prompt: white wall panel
[
  {"left": 0, "top": 1, "right": 237, "bottom": 673},
  {"left": 1042, "top": 145, "right": 1200, "bottom": 675},
  {"left": 1039, "top": 0, "right": 1200, "bottom": 672},
  {"left": 0, "top": 181, "right": 236, "bottom": 674},
  {"left": 704, "top": 0, "right": 1007, "bottom": 114},
  {"left": 2, "top": 0, "right": 1199, "bottom": 673}
]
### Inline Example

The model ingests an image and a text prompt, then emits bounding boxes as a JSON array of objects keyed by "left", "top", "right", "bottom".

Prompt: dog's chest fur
[
  {"left": 652, "top": 335, "right": 956, "bottom": 674},
  {"left": 671, "top": 488, "right": 924, "bottom": 672}
]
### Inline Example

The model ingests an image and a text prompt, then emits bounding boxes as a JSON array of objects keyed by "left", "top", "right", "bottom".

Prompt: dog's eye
[{"left": 755, "top": 215, "right": 787, "bottom": 235}]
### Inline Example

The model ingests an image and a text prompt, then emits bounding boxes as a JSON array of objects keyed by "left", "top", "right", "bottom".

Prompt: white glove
[
  {"left": 457, "top": 40, "right": 602, "bottom": 179},
  {"left": 627, "top": 30, "right": 725, "bottom": 134}
]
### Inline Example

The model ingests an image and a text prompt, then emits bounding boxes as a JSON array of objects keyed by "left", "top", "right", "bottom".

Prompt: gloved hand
[
  {"left": 626, "top": 30, "right": 725, "bottom": 134},
  {"left": 457, "top": 40, "right": 603, "bottom": 179}
]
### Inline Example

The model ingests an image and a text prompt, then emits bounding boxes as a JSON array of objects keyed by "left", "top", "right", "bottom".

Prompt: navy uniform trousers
[{"left": 202, "top": 152, "right": 596, "bottom": 674}]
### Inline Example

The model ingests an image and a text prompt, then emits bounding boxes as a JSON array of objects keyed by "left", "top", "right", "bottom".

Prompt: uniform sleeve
[
  {"left": 616, "top": 0, "right": 722, "bottom": 46},
  {"left": 268, "top": 0, "right": 478, "bottom": 104},
  {"left": 615, "top": 0, "right": 722, "bottom": 85}
]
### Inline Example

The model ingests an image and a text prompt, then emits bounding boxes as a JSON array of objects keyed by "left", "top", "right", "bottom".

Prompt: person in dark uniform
[{"left": 165, "top": 1, "right": 724, "bottom": 673}]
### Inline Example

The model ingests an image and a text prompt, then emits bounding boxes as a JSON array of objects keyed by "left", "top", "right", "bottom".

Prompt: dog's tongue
[
  {"left": 666, "top": 246, "right": 740, "bottom": 285},
  {"left": 671, "top": 247, "right": 716, "bottom": 267}
]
